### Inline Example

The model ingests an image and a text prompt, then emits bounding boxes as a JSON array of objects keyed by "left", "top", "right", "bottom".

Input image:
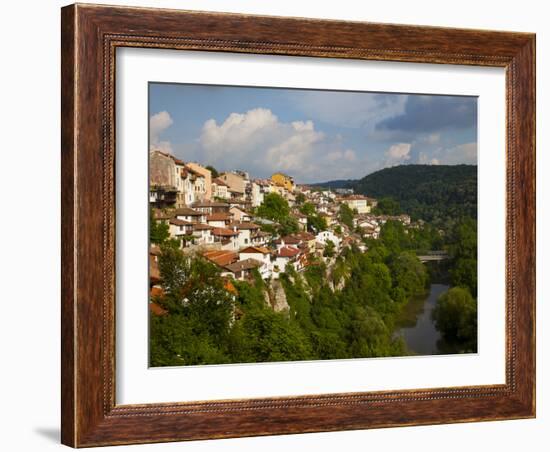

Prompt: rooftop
[
  {"left": 240, "top": 246, "right": 270, "bottom": 255},
  {"left": 227, "top": 221, "right": 260, "bottom": 230},
  {"left": 174, "top": 207, "right": 204, "bottom": 216},
  {"left": 277, "top": 246, "right": 301, "bottom": 258},
  {"left": 169, "top": 218, "right": 193, "bottom": 226},
  {"left": 202, "top": 250, "right": 239, "bottom": 267},
  {"left": 207, "top": 213, "right": 232, "bottom": 222},
  {"left": 211, "top": 227, "right": 239, "bottom": 237},
  {"left": 224, "top": 258, "right": 263, "bottom": 273}
]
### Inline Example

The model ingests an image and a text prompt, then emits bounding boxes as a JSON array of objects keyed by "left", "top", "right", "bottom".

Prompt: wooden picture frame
[{"left": 61, "top": 3, "right": 535, "bottom": 447}]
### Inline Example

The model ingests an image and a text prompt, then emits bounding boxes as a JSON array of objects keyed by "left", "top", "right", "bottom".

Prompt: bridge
[{"left": 417, "top": 251, "right": 449, "bottom": 263}]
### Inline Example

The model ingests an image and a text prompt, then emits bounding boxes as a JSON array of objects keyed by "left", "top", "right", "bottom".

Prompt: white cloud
[
  {"left": 149, "top": 111, "right": 174, "bottom": 152},
  {"left": 385, "top": 143, "right": 411, "bottom": 166},
  {"left": 437, "top": 142, "right": 477, "bottom": 165},
  {"left": 197, "top": 108, "right": 365, "bottom": 182},
  {"left": 292, "top": 92, "right": 407, "bottom": 129},
  {"left": 418, "top": 152, "right": 440, "bottom": 165}
]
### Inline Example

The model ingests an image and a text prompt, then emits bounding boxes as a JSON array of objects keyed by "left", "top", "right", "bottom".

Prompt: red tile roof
[
  {"left": 274, "top": 236, "right": 301, "bottom": 245},
  {"left": 212, "top": 178, "right": 229, "bottom": 187},
  {"left": 227, "top": 221, "right": 260, "bottom": 230},
  {"left": 169, "top": 218, "right": 193, "bottom": 226},
  {"left": 240, "top": 246, "right": 270, "bottom": 255},
  {"left": 149, "top": 302, "right": 168, "bottom": 316},
  {"left": 224, "top": 258, "right": 263, "bottom": 273},
  {"left": 192, "top": 223, "right": 214, "bottom": 231},
  {"left": 174, "top": 207, "right": 203, "bottom": 216},
  {"left": 294, "top": 232, "right": 316, "bottom": 241},
  {"left": 207, "top": 213, "right": 232, "bottom": 222},
  {"left": 277, "top": 246, "right": 301, "bottom": 258},
  {"left": 152, "top": 209, "right": 173, "bottom": 220},
  {"left": 211, "top": 227, "right": 239, "bottom": 237},
  {"left": 202, "top": 250, "right": 239, "bottom": 267}
]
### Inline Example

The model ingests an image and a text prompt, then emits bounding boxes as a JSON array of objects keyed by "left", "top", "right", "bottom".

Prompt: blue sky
[{"left": 149, "top": 83, "right": 477, "bottom": 184}]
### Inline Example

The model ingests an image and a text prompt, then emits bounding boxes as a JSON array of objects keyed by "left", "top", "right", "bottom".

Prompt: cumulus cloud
[
  {"left": 197, "top": 108, "right": 365, "bottom": 182},
  {"left": 438, "top": 142, "right": 477, "bottom": 165},
  {"left": 413, "top": 142, "right": 477, "bottom": 166},
  {"left": 418, "top": 152, "right": 440, "bottom": 165},
  {"left": 384, "top": 143, "right": 412, "bottom": 166},
  {"left": 149, "top": 111, "right": 174, "bottom": 152}
]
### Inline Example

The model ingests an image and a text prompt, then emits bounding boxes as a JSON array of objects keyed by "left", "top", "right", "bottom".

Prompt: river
[{"left": 394, "top": 283, "right": 450, "bottom": 356}]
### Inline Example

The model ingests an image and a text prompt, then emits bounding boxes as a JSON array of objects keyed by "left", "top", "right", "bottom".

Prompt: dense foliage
[
  {"left": 372, "top": 197, "right": 402, "bottom": 216},
  {"left": 433, "top": 287, "right": 477, "bottom": 353},
  {"left": 255, "top": 192, "right": 300, "bottom": 236},
  {"left": 149, "top": 209, "right": 170, "bottom": 244},
  {"left": 338, "top": 203, "right": 355, "bottom": 230},
  {"left": 150, "top": 222, "right": 433, "bottom": 366},
  {"left": 319, "top": 165, "right": 477, "bottom": 226},
  {"left": 206, "top": 165, "right": 219, "bottom": 178}
]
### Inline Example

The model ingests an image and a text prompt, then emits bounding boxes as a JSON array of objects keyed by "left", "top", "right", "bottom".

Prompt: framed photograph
[{"left": 61, "top": 3, "right": 535, "bottom": 447}]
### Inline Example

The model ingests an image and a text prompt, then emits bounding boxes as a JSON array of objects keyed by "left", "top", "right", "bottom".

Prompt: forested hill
[{"left": 321, "top": 165, "right": 477, "bottom": 225}]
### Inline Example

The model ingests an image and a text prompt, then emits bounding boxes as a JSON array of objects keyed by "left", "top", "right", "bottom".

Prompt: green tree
[
  {"left": 295, "top": 192, "right": 306, "bottom": 205},
  {"left": 278, "top": 216, "right": 300, "bottom": 236},
  {"left": 323, "top": 240, "right": 336, "bottom": 258},
  {"left": 450, "top": 258, "right": 477, "bottom": 297},
  {"left": 446, "top": 218, "right": 477, "bottom": 296},
  {"left": 379, "top": 220, "right": 410, "bottom": 255},
  {"left": 390, "top": 251, "right": 428, "bottom": 297},
  {"left": 307, "top": 214, "right": 328, "bottom": 233},
  {"left": 229, "top": 310, "right": 314, "bottom": 363},
  {"left": 373, "top": 197, "right": 401, "bottom": 215},
  {"left": 206, "top": 165, "right": 219, "bottom": 178},
  {"left": 256, "top": 193, "right": 291, "bottom": 222},
  {"left": 299, "top": 202, "right": 316, "bottom": 216},
  {"left": 338, "top": 203, "right": 355, "bottom": 229},
  {"left": 150, "top": 210, "right": 170, "bottom": 245},
  {"left": 433, "top": 287, "right": 477, "bottom": 352}
]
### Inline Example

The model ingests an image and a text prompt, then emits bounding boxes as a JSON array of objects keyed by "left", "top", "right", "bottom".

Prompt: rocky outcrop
[{"left": 264, "top": 279, "right": 290, "bottom": 314}]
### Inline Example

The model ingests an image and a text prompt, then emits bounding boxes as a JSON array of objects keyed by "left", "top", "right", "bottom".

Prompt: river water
[{"left": 394, "top": 283, "right": 450, "bottom": 356}]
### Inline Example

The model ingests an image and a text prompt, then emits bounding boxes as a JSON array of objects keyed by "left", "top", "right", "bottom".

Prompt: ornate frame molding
[{"left": 62, "top": 4, "right": 535, "bottom": 447}]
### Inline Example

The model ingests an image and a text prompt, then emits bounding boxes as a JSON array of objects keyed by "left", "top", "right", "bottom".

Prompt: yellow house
[{"left": 271, "top": 172, "right": 295, "bottom": 191}]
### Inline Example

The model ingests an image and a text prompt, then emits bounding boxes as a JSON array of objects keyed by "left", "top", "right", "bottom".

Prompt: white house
[
  {"left": 339, "top": 195, "right": 371, "bottom": 214},
  {"left": 169, "top": 218, "right": 194, "bottom": 238},
  {"left": 230, "top": 206, "right": 252, "bottom": 222},
  {"left": 316, "top": 230, "right": 341, "bottom": 249},
  {"left": 250, "top": 181, "right": 264, "bottom": 207},
  {"left": 239, "top": 246, "right": 272, "bottom": 279},
  {"left": 206, "top": 213, "right": 232, "bottom": 228},
  {"left": 228, "top": 222, "right": 261, "bottom": 248},
  {"left": 272, "top": 246, "right": 302, "bottom": 277},
  {"left": 211, "top": 227, "right": 240, "bottom": 251},
  {"left": 174, "top": 207, "right": 206, "bottom": 224},
  {"left": 188, "top": 168, "right": 207, "bottom": 202},
  {"left": 191, "top": 224, "right": 214, "bottom": 245},
  {"left": 211, "top": 178, "right": 230, "bottom": 200}
]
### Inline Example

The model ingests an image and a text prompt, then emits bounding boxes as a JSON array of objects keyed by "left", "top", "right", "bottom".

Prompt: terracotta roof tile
[
  {"left": 211, "top": 227, "right": 239, "bottom": 237},
  {"left": 277, "top": 246, "right": 301, "bottom": 258},
  {"left": 224, "top": 258, "right": 263, "bottom": 273}
]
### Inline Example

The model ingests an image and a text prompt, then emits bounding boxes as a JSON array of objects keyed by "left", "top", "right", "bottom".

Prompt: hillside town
[{"left": 149, "top": 149, "right": 413, "bottom": 288}]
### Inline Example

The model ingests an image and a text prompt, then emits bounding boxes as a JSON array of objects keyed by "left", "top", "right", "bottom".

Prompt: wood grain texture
[{"left": 61, "top": 3, "right": 536, "bottom": 447}]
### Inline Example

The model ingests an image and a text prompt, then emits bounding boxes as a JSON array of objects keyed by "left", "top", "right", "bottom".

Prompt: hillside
[{"left": 321, "top": 165, "right": 477, "bottom": 224}]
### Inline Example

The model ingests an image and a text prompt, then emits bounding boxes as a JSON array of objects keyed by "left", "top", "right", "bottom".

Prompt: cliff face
[{"left": 264, "top": 279, "right": 290, "bottom": 313}]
